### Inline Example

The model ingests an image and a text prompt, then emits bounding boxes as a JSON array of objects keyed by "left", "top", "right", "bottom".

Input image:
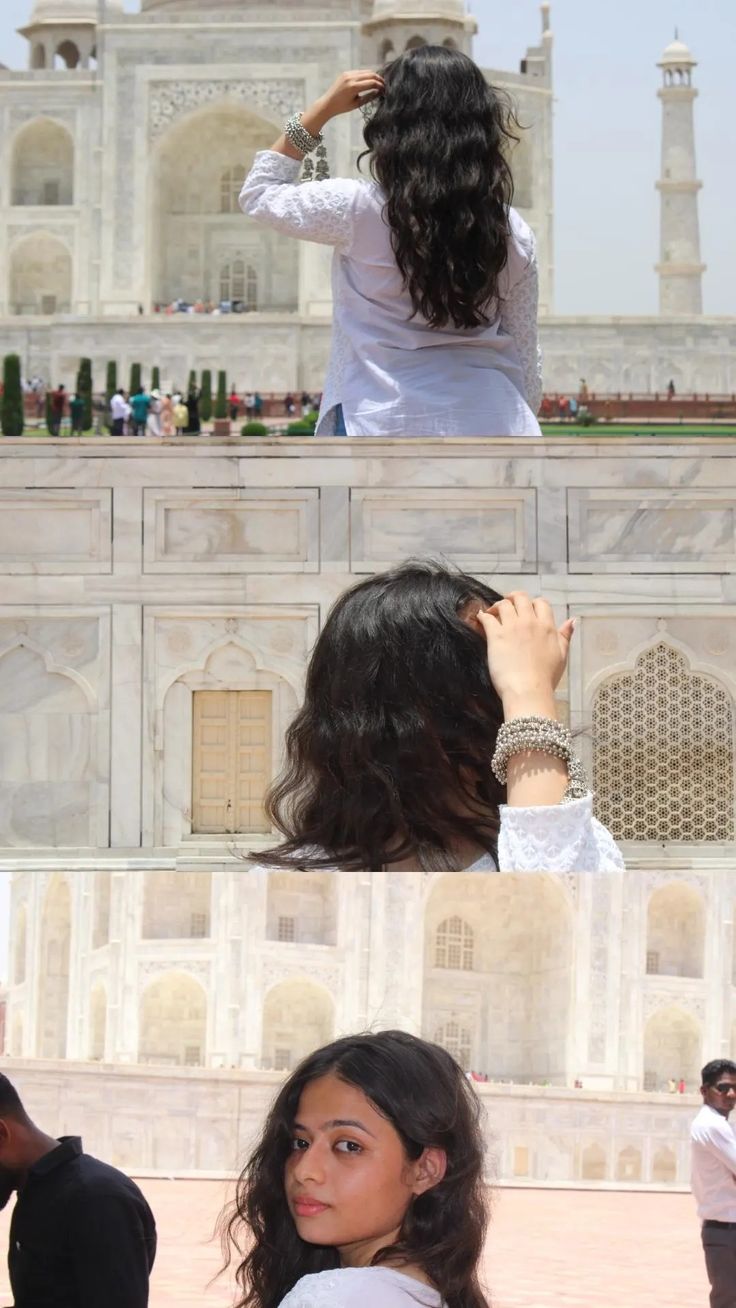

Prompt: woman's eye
[
  {"left": 291, "top": 1137, "right": 309, "bottom": 1151},
  {"left": 335, "top": 1140, "right": 363, "bottom": 1154}
]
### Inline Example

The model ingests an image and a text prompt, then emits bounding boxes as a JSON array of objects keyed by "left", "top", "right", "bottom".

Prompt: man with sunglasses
[{"left": 691, "top": 1059, "right": 736, "bottom": 1307}]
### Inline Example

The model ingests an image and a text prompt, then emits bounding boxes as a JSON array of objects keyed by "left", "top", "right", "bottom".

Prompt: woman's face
[{"left": 284, "top": 1073, "right": 443, "bottom": 1267}]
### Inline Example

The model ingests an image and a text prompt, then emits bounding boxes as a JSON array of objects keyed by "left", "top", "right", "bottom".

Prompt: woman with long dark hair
[
  {"left": 251, "top": 561, "right": 622, "bottom": 873},
  {"left": 221, "top": 1029, "right": 490, "bottom": 1308},
  {"left": 239, "top": 49, "right": 542, "bottom": 437}
]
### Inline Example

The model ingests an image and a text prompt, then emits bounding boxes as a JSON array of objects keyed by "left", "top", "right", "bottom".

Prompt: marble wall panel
[
  {"left": 142, "top": 489, "right": 319, "bottom": 573},
  {"left": 568, "top": 489, "right": 736, "bottom": 573},
  {"left": 0, "top": 490, "right": 111, "bottom": 574},
  {"left": 349, "top": 488, "right": 537, "bottom": 573},
  {"left": 0, "top": 613, "right": 110, "bottom": 847}
]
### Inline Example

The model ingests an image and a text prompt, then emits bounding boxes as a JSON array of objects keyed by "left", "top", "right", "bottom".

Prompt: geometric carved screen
[
  {"left": 434, "top": 917, "right": 474, "bottom": 971},
  {"left": 593, "top": 642, "right": 735, "bottom": 842}
]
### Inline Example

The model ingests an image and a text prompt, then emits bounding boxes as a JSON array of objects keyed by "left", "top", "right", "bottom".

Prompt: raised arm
[{"left": 239, "top": 71, "right": 384, "bottom": 250}]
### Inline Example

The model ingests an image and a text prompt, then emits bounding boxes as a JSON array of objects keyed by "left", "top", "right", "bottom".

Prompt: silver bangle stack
[
  {"left": 285, "top": 113, "right": 330, "bottom": 182},
  {"left": 491, "top": 715, "right": 588, "bottom": 804}
]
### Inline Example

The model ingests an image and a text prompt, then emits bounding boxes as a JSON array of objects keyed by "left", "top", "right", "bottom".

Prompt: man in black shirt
[{"left": 0, "top": 1074, "right": 156, "bottom": 1307}]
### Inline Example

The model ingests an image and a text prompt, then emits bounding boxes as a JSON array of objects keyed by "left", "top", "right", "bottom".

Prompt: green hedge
[
  {"left": 214, "top": 370, "right": 228, "bottom": 420},
  {"left": 200, "top": 370, "right": 212, "bottom": 422},
  {"left": 1, "top": 354, "right": 24, "bottom": 437},
  {"left": 76, "top": 357, "right": 93, "bottom": 431},
  {"left": 241, "top": 421, "right": 269, "bottom": 436}
]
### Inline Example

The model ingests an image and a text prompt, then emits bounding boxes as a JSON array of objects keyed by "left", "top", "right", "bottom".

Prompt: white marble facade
[
  {"left": 1, "top": 1, "right": 731, "bottom": 392},
  {"left": 0, "top": 435, "right": 735, "bottom": 1188}
]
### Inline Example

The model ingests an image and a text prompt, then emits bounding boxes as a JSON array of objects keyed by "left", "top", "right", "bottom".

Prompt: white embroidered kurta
[
  {"left": 240, "top": 151, "right": 543, "bottom": 438},
  {"left": 251, "top": 794, "right": 624, "bottom": 874},
  {"left": 279, "top": 1267, "right": 444, "bottom": 1308}
]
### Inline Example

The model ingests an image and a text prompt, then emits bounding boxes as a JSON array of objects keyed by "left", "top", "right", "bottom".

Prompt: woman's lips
[{"left": 293, "top": 1197, "right": 330, "bottom": 1216}]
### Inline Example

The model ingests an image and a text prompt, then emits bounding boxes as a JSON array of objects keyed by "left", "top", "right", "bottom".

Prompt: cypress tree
[
  {"left": 1, "top": 354, "right": 24, "bottom": 437},
  {"left": 45, "top": 390, "right": 54, "bottom": 435},
  {"left": 151, "top": 366, "right": 161, "bottom": 393},
  {"left": 129, "top": 362, "right": 142, "bottom": 395},
  {"left": 187, "top": 369, "right": 197, "bottom": 395},
  {"left": 200, "top": 369, "right": 213, "bottom": 422},
  {"left": 76, "top": 357, "right": 93, "bottom": 431},
  {"left": 214, "top": 370, "right": 228, "bottom": 420},
  {"left": 105, "top": 361, "right": 117, "bottom": 432}
]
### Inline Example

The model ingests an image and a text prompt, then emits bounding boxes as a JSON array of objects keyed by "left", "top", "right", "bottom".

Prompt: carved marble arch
[
  {"left": 405, "top": 35, "right": 428, "bottom": 49},
  {"left": 8, "top": 231, "right": 73, "bottom": 316},
  {"left": 643, "top": 1005, "right": 701, "bottom": 1093},
  {"left": 55, "top": 40, "right": 80, "bottom": 70},
  {"left": 378, "top": 38, "right": 395, "bottom": 62},
  {"left": 422, "top": 874, "right": 572, "bottom": 1085},
  {"left": 149, "top": 101, "right": 298, "bottom": 310},
  {"left": 592, "top": 639, "right": 736, "bottom": 844},
  {"left": 260, "top": 978, "right": 335, "bottom": 1071},
  {"left": 138, "top": 971, "right": 207, "bottom": 1067},
  {"left": 646, "top": 882, "right": 705, "bottom": 979}
]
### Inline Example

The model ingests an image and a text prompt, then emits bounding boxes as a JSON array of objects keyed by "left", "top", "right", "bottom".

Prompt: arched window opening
[
  {"left": 405, "top": 35, "right": 427, "bottom": 50},
  {"left": 55, "top": 41, "right": 80, "bottom": 70}
]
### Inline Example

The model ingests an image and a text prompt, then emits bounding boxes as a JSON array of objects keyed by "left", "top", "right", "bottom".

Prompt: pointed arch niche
[
  {"left": 149, "top": 101, "right": 298, "bottom": 309},
  {"left": 592, "top": 640, "right": 735, "bottom": 844},
  {"left": 159, "top": 639, "right": 298, "bottom": 845},
  {"left": 0, "top": 640, "right": 100, "bottom": 846}
]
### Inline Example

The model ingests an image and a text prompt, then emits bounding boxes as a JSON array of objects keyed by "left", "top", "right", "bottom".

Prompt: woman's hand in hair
[
  {"left": 477, "top": 592, "right": 575, "bottom": 722},
  {"left": 270, "top": 72, "right": 385, "bottom": 159},
  {"left": 315, "top": 70, "right": 386, "bottom": 121}
]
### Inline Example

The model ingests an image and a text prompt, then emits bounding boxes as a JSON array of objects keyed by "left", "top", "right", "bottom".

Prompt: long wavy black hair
[
  {"left": 359, "top": 44, "right": 521, "bottom": 329},
  {"left": 220, "top": 1030, "right": 491, "bottom": 1308},
  {"left": 254, "top": 560, "right": 505, "bottom": 871}
]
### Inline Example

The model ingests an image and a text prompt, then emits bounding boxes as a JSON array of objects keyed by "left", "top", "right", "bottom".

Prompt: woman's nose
[{"left": 292, "top": 1143, "right": 327, "bottom": 1184}]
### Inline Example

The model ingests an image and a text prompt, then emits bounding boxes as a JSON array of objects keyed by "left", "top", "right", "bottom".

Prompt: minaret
[{"left": 655, "top": 34, "right": 706, "bottom": 315}]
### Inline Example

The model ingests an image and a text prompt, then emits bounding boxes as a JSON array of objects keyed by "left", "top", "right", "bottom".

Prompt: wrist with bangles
[
  {"left": 491, "top": 714, "right": 588, "bottom": 804},
  {"left": 284, "top": 113, "right": 330, "bottom": 181}
]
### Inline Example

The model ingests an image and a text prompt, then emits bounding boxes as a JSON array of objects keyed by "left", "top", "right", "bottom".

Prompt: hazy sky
[{"left": 1, "top": 0, "right": 733, "bottom": 314}]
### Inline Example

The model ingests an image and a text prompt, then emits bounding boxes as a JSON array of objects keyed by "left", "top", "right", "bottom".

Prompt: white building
[
  {"left": 0, "top": 431, "right": 735, "bottom": 1182},
  {"left": 0, "top": 0, "right": 732, "bottom": 393}
]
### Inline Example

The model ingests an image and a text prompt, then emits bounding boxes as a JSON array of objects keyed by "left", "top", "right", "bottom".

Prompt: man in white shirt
[
  {"left": 109, "top": 388, "right": 128, "bottom": 437},
  {"left": 691, "top": 1058, "right": 736, "bottom": 1307}
]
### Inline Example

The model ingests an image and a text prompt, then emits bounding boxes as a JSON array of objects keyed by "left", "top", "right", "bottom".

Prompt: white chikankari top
[
  {"left": 240, "top": 151, "right": 543, "bottom": 439},
  {"left": 279, "top": 1267, "right": 444, "bottom": 1308},
  {"left": 251, "top": 794, "right": 624, "bottom": 874}
]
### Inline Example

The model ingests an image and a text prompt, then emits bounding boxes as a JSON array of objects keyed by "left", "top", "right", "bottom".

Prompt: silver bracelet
[
  {"left": 284, "top": 113, "right": 323, "bottom": 156},
  {"left": 491, "top": 714, "right": 588, "bottom": 803}
]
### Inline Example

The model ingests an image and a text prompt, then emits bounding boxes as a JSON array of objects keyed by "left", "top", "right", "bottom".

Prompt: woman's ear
[{"left": 411, "top": 1146, "right": 447, "bottom": 1195}]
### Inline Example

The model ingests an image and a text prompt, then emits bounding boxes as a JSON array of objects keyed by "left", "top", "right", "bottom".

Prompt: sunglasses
[{"left": 713, "top": 1083, "right": 736, "bottom": 1094}]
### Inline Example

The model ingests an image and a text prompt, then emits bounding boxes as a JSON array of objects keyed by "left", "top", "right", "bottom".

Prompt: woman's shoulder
[
  {"left": 506, "top": 207, "right": 536, "bottom": 261},
  {"left": 279, "top": 1267, "right": 442, "bottom": 1308}
]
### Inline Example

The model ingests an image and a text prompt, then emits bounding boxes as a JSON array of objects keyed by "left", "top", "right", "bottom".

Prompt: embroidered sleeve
[
  {"left": 499, "top": 246, "right": 543, "bottom": 414},
  {"left": 239, "top": 150, "right": 359, "bottom": 253},
  {"left": 497, "top": 793, "right": 624, "bottom": 874}
]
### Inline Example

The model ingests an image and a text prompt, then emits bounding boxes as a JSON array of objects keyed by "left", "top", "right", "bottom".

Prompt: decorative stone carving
[
  {"left": 138, "top": 960, "right": 211, "bottom": 985},
  {"left": 148, "top": 79, "right": 303, "bottom": 142},
  {"left": 643, "top": 988, "right": 705, "bottom": 1021}
]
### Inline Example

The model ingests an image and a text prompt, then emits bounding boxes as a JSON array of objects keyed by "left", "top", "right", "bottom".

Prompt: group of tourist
[
  {"left": 108, "top": 386, "right": 201, "bottom": 437},
  {"left": 1, "top": 1055, "right": 735, "bottom": 1308}
]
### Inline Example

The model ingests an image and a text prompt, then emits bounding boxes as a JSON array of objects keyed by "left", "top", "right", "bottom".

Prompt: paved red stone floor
[{"left": 0, "top": 1181, "right": 709, "bottom": 1306}]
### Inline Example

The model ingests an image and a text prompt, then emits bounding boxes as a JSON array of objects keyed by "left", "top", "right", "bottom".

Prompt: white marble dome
[
  {"left": 659, "top": 37, "right": 696, "bottom": 66},
  {"left": 28, "top": 0, "right": 122, "bottom": 22}
]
